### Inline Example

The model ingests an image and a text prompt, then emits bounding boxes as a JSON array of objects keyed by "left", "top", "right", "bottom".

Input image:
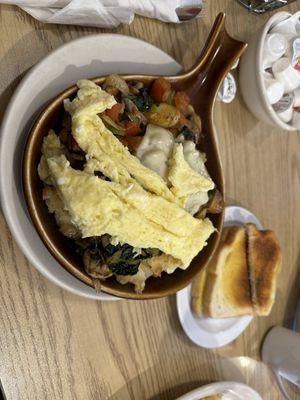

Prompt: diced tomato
[
  {"left": 150, "top": 78, "right": 171, "bottom": 102},
  {"left": 105, "top": 103, "right": 124, "bottom": 122},
  {"left": 124, "top": 121, "right": 142, "bottom": 136},
  {"left": 174, "top": 91, "right": 190, "bottom": 115},
  {"left": 123, "top": 135, "right": 143, "bottom": 153},
  {"left": 294, "top": 107, "right": 300, "bottom": 112}
]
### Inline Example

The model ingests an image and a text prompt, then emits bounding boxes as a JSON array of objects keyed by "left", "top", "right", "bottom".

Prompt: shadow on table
[
  {"left": 108, "top": 304, "right": 246, "bottom": 400},
  {"left": 283, "top": 251, "right": 300, "bottom": 329},
  {"left": 108, "top": 356, "right": 245, "bottom": 400}
]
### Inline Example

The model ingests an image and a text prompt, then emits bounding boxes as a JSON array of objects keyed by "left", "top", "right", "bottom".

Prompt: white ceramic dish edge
[
  {"left": 175, "top": 381, "right": 262, "bottom": 400},
  {"left": 176, "top": 206, "right": 263, "bottom": 349},
  {"left": 0, "top": 34, "right": 181, "bottom": 300}
]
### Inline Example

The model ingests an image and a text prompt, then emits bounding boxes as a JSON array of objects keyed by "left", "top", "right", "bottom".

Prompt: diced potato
[{"left": 147, "top": 103, "right": 180, "bottom": 128}]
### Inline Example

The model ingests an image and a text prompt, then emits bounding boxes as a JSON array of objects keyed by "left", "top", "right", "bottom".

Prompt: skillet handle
[{"left": 179, "top": 12, "right": 247, "bottom": 114}]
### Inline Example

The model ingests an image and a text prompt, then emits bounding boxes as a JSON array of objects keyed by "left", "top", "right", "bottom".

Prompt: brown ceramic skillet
[{"left": 23, "top": 13, "right": 247, "bottom": 299}]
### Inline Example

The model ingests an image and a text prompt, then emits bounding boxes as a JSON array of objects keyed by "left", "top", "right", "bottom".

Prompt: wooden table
[{"left": 0, "top": 1, "right": 300, "bottom": 399}]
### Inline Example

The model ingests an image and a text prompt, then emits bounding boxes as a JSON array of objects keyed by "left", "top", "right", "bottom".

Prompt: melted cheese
[
  {"left": 136, "top": 124, "right": 174, "bottom": 178},
  {"left": 116, "top": 263, "right": 153, "bottom": 293},
  {"left": 47, "top": 155, "right": 214, "bottom": 267},
  {"left": 168, "top": 143, "right": 215, "bottom": 198}
]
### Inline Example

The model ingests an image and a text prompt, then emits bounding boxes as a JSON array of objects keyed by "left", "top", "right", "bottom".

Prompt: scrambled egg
[
  {"left": 47, "top": 154, "right": 213, "bottom": 268},
  {"left": 43, "top": 186, "right": 80, "bottom": 239},
  {"left": 39, "top": 79, "right": 216, "bottom": 290},
  {"left": 66, "top": 80, "right": 179, "bottom": 205},
  {"left": 38, "top": 130, "right": 66, "bottom": 185}
]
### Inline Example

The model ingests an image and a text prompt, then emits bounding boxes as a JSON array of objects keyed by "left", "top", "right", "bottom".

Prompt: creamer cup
[
  {"left": 217, "top": 72, "right": 236, "bottom": 103},
  {"left": 271, "top": 14, "right": 298, "bottom": 35},
  {"left": 273, "top": 92, "right": 294, "bottom": 122},
  {"left": 272, "top": 57, "right": 300, "bottom": 92},
  {"left": 263, "top": 33, "right": 288, "bottom": 68},
  {"left": 264, "top": 72, "right": 284, "bottom": 104},
  {"left": 293, "top": 88, "right": 300, "bottom": 107}
]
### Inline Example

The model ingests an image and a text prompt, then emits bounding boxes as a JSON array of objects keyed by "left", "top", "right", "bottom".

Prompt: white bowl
[
  {"left": 0, "top": 34, "right": 181, "bottom": 300},
  {"left": 239, "top": 11, "right": 297, "bottom": 131},
  {"left": 175, "top": 381, "right": 262, "bottom": 400}
]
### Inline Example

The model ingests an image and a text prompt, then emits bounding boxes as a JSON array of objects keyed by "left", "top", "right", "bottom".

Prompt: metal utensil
[{"left": 237, "top": 0, "right": 297, "bottom": 13}]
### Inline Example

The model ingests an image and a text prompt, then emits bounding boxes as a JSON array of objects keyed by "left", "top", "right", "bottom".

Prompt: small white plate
[
  {"left": 0, "top": 34, "right": 181, "bottom": 301},
  {"left": 175, "top": 381, "right": 262, "bottom": 400},
  {"left": 176, "top": 206, "right": 263, "bottom": 348}
]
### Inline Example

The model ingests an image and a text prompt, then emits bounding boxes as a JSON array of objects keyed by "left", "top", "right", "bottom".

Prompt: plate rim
[
  {"left": 176, "top": 205, "right": 263, "bottom": 348},
  {"left": 0, "top": 33, "right": 181, "bottom": 300}
]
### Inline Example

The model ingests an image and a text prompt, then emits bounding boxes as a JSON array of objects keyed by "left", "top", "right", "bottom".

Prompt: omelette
[{"left": 38, "top": 76, "right": 221, "bottom": 292}]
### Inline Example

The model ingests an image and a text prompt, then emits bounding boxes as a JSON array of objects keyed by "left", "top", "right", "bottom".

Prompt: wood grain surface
[{"left": 0, "top": 1, "right": 300, "bottom": 399}]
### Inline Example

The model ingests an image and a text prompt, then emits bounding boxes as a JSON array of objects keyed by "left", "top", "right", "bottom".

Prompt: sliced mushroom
[
  {"left": 103, "top": 74, "right": 129, "bottom": 95},
  {"left": 206, "top": 189, "right": 224, "bottom": 214},
  {"left": 123, "top": 98, "right": 147, "bottom": 125},
  {"left": 83, "top": 250, "right": 113, "bottom": 280}
]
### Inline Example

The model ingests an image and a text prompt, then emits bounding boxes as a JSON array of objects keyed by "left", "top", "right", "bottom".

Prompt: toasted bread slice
[
  {"left": 246, "top": 223, "right": 282, "bottom": 316},
  {"left": 203, "top": 226, "right": 253, "bottom": 318},
  {"left": 191, "top": 267, "right": 208, "bottom": 316}
]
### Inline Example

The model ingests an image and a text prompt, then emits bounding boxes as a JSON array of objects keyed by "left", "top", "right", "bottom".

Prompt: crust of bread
[
  {"left": 246, "top": 223, "right": 282, "bottom": 316},
  {"left": 203, "top": 226, "right": 253, "bottom": 318},
  {"left": 191, "top": 267, "right": 207, "bottom": 316}
]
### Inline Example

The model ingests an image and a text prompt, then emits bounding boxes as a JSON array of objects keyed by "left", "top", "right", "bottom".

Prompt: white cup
[
  {"left": 292, "top": 111, "right": 300, "bottom": 129},
  {"left": 263, "top": 33, "right": 288, "bottom": 68},
  {"left": 262, "top": 326, "right": 300, "bottom": 400},
  {"left": 284, "top": 36, "right": 300, "bottom": 66},
  {"left": 295, "top": 11, "right": 300, "bottom": 34},
  {"left": 272, "top": 57, "right": 300, "bottom": 92},
  {"left": 277, "top": 107, "right": 293, "bottom": 123},
  {"left": 271, "top": 15, "right": 298, "bottom": 36},
  {"left": 264, "top": 72, "right": 284, "bottom": 105},
  {"left": 294, "top": 88, "right": 300, "bottom": 107},
  {"left": 273, "top": 92, "right": 294, "bottom": 123}
]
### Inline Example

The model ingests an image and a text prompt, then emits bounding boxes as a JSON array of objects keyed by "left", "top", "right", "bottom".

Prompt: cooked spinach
[
  {"left": 180, "top": 126, "right": 196, "bottom": 142},
  {"left": 109, "top": 263, "right": 139, "bottom": 276},
  {"left": 134, "top": 88, "right": 154, "bottom": 111},
  {"left": 77, "top": 235, "right": 161, "bottom": 277}
]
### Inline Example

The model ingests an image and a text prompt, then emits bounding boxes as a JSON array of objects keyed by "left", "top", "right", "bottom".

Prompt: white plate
[
  {"left": 176, "top": 381, "right": 262, "bottom": 400},
  {"left": 0, "top": 34, "right": 181, "bottom": 301},
  {"left": 176, "top": 206, "right": 263, "bottom": 348}
]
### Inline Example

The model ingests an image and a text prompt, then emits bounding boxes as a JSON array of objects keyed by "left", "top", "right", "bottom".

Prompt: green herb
[
  {"left": 100, "top": 114, "right": 125, "bottom": 136},
  {"left": 134, "top": 88, "right": 154, "bottom": 111},
  {"left": 166, "top": 90, "right": 175, "bottom": 105},
  {"left": 150, "top": 103, "right": 159, "bottom": 113},
  {"left": 208, "top": 188, "right": 216, "bottom": 198},
  {"left": 77, "top": 234, "right": 161, "bottom": 277},
  {"left": 144, "top": 248, "right": 161, "bottom": 257},
  {"left": 126, "top": 111, "right": 140, "bottom": 124},
  {"left": 109, "top": 263, "right": 139, "bottom": 276}
]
